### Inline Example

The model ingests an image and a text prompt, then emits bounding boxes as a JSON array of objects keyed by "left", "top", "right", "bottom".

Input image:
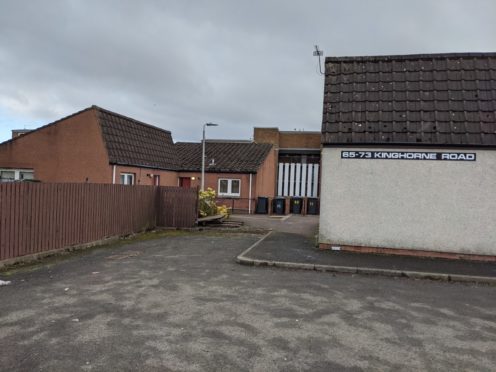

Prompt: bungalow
[
  {"left": 319, "top": 52, "right": 496, "bottom": 260},
  {"left": 0, "top": 105, "right": 322, "bottom": 215},
  {"left": 175, "top": 140, "right": 276, "bottom": 213},
  {"left": 0, "top": 106, "right": 180, "bottom": 185}
]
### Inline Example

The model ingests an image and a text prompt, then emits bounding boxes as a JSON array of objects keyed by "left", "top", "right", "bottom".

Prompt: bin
[
  {"left": 307, "top": 198, "right": 319, "bottom": 215},
  {"left": 255, "top": 197, "right": 269, "bottom": 214},
  {"left": 272, "top": 198, "right": 286, "bottom": 215},
  {"left": 290, "top": 198, "right": 303, "bottom": 214}
]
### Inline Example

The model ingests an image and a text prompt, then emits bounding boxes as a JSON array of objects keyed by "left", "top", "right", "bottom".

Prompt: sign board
[{"left": 341, "top": 151, "right": 476, "bottom": 161}]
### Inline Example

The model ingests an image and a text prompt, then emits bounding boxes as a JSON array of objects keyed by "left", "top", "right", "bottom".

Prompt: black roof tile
[
  {"left": 322, "top": 52, "right": 496, "bottom": 147},
  {"left": 175, "top": 141, "right": 272, "bottom": 173}
]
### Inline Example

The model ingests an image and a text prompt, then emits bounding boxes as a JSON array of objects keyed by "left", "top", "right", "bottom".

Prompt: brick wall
[
  {"left": 278, "top": 132, "right": 321, "bottom": 149},
  {"left": 0, "top": 109, "right": 111, "bottom": 183},
  {"left": 0, "top": 110, "right": 180, "bottom": 187},
  {"left": 254, "top": 127, "right": 321, "bottom": 149},
  {"left": 255, "top": 148, "right": 277, "bottom": 197},
  {"left": 253, "top": 127, "right": 279, "bottom": 146},
  {"left": 114, "top": 165, "right": 178, "bottom": 186}
]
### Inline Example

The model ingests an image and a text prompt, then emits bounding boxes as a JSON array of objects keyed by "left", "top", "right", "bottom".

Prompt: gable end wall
[
  {"left": 319, "top": 147, "right": 496, "bottom": 256},
  {"left": 0, "top": 109, "right": 111, "bottom": 183}
]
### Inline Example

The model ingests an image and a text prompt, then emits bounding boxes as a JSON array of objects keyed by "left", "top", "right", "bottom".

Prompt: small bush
[
  {"left": 198, "top": 188, "right": 229, "bottom": 218},
  {"left": 199, "top": 188, "right": 217, "bottom": 217},
  {"left": 216, "top": 205, "right": 229, "bottom": 217}
]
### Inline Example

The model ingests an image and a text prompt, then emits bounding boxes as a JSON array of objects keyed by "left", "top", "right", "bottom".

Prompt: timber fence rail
[
  {"left": 157, "top": 186, "right": 199, "bottom": 228},
  {"left": 0, "top": 183, "right": 198, "bottom": 262}
]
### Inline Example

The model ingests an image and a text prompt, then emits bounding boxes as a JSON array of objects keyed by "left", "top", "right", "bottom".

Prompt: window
[
  {"left": 120, "top": 173, "right": 135, "bottom": 185},
  {"left": 0, "top": 169, "right": 34, "bottom": 182},
  {"left": 153, "top": 175, "right": 160, "bottom": 186},
  {"left": 0, "top": 170, "right": 15, "bottom": 182},
  {"left": 218, "top": 178, "right": 241, "bottom": 197},
  {"left": 20, "top": 171, "right": 34, "bottom": 181}
]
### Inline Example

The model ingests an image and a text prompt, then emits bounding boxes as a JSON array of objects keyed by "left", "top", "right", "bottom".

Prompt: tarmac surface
[
  {"left": 0, "top": 227, "right": 495, "bottom": 371},
  {"left": 230, "top": 214, "right": 320, "bottom": 237},
  {"left": 232, "top": 215, "right": 496, "bottom": 283}
]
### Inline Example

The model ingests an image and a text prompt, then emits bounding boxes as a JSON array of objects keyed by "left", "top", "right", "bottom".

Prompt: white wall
[{"left": 319, "top": 147, "right": 496, "bottom": 256}]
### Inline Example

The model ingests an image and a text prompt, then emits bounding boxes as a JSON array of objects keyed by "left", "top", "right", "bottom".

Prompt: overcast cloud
[{"left": 0, "top": 0, "right": 495, "bottom": 142}]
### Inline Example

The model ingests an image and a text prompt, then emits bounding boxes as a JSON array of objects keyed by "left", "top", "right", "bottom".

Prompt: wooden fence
[
  {"left": 157, "top": 186, "right": 199, "bottom": 227},
  {"left": 0, "top": 183, "right": 198, "bottom": 262}
]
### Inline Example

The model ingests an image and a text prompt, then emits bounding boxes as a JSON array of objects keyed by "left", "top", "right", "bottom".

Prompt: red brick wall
[
  {"left": 255, "top": 147, "right": 277, "bottom": 197},
  {"left": 178, "top": 167, "right": 279, "bottom": 212},
  {"left": 114, "top": 165, "right": 178, "bottom": 186},
  {"left": 0, "top": 109, "right": 111, "bottom": 183},
  {"left": 254, "top": 127, "right": 321, "bottom": 149},
  {"left": 178, "top": 172, "right": 250, "bottom": 196},
  {"left": 254, "top": 127, "right": 280, "bottom": 146},
  {"left": 0, "top": 109, "right": 180, "bottom": 186},
  {"left": 278, "top": 132, "right": 321, "bottom": 149}
]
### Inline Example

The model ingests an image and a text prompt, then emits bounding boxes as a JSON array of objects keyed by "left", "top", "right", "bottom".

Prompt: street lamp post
[{"left": 201, "top": 123, "right": 219, "bottom": 192}]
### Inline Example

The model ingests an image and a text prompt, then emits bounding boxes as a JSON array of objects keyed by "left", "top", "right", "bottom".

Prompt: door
[{"left": 179, "top": 177, "right": 191, "bottom": 188}]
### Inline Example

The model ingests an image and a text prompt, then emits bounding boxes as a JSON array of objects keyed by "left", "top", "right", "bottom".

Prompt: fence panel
[
  {"left": 0, "top": 183, "right": 198, "bottom": 262},
  {"left": 157, "top": 186, "right": 198, "bottom": 228}
]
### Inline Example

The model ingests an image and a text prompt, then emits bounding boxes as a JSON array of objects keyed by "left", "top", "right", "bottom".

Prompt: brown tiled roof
[
  {"left": 96, "top": 106, "right": 180, "bottom": 170},
  {"left": 175, "top": 141, "right": 273, "bottom": 173},
  {"left": 322, "top": 52, "right": 496, "bottom": 147}
]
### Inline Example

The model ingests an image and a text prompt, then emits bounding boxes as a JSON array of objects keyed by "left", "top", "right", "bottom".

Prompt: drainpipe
[
  {"left": 248, "top": 173, "right": 253, "bottom": 214},
  {"left": 112, "top": 165, "right": 116, "bottom": 184}
]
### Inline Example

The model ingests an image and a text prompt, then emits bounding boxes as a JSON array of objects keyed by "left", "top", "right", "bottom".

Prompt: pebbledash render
[{"left": 319, "top": 52, "right": 496, "bottom": 260}]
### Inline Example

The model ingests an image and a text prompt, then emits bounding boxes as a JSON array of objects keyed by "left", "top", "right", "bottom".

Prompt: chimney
[{"left": 11, "top": 129, "right": 32, "bottom": 139}]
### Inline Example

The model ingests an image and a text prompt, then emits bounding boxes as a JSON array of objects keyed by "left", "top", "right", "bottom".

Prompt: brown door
[{"left": 179, "top": 177, "right": 191, "bottom": 188}]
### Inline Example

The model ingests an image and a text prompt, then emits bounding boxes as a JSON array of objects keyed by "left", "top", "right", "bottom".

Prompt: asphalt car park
[{"left": 0, "top": 227, "right": 495, "bottom": 371}]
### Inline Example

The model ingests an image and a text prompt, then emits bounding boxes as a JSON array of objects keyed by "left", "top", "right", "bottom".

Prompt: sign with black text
[{"left": 341, "top": 151, "right": 476, "bottom": 161}]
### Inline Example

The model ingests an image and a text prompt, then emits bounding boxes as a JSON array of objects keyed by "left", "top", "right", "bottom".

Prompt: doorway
[{"left": 179, "top": 177, "right": 191, "bottom": 188}]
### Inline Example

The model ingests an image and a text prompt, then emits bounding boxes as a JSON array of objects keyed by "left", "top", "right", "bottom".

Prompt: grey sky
[{"left": 0, "top": 0, "right": 495, "bottom": 143}]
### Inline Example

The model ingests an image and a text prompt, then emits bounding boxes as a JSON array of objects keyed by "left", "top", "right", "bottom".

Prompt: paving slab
[{"left": 238, "top": 231, "right": 496, "bottom": 284}]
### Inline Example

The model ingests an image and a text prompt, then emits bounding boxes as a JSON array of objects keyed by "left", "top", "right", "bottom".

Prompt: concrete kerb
[{"left": 236, "top": 234, "right": 496, "bottom": 285}]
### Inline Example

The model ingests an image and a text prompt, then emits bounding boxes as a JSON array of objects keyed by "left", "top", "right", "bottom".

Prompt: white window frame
[
  {"left": 0, "top": 168, "right": 34, "bottom": 182},
  {"left": 120, "top": 173, "right": 135, "bottom": 185},
  {"left": 218, "top": 178, "right": 241, "bottom": 197}
]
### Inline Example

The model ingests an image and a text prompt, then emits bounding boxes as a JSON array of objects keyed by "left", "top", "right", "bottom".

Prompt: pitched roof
[
  {"left": 0, "top": 105, "right": 181, "bottom": 170},
  {"left": 96, "top": 106, "right": 180, "bottom": 170},
  {"left": 321, "top": 52, "right": 496, "bottom": 147},
  {"left": 175, "top": 141, "right": 273, "bottom": 173}
]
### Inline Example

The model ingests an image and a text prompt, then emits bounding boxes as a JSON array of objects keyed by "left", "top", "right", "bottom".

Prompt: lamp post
[{"left": 201, "top": 123, "right": 219, "bottom": 191}]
